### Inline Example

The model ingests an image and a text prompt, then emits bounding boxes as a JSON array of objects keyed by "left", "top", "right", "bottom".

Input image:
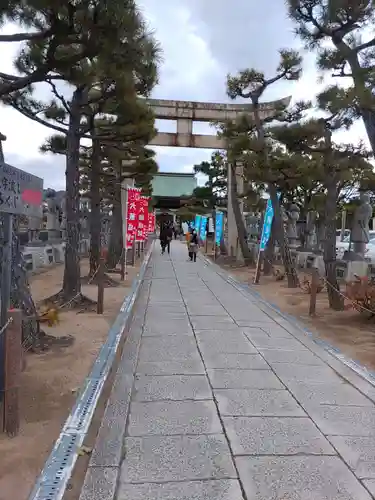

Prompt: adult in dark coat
[{"left": 160, "top": 224, "right": 173, "bottom": 254}]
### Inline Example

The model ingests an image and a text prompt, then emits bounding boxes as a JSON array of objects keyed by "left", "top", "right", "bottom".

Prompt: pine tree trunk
[
  {"left": 107, "top": 178, "right": 123, "bottom": 269},
  {"left": 62, "top": 87, "right": 83, "bottom": 299},
  {"left": 359, "top": 107, "right": 375, "bottom": 154},
  {"left": 324, "top": 179, "right": 343, "bottom": 310},
  {"left": 269, "top": 185, "right": 299, "bottom": 288},
  {"left": 89, "top": 137, "right": 101, "bottom": 276},
  {"left": 230, "top": 163, "right": 252, "bottom": 263},
  {"left": 345, "top": 52, "right": 375, "bottom": 154}
]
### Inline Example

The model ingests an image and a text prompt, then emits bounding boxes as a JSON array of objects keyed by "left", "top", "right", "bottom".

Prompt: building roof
[{"left": 152, "top": 172, "right": 197, "bottom": 198}]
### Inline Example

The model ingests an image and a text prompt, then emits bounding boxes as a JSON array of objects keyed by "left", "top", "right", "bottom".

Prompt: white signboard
[{"left": 0, "top": 162, "right": 43, "bottom": 217}]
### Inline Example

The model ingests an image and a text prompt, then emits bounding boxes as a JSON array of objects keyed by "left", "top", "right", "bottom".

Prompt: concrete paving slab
[
  {"left": 133, "top": 374, "right": 211, "bottom": 401},
  {"left": 138, "top": 336, "right": 199, "bottom": 362},
  {"left": 207, "top": 369, "right": 284, "bottom": 389},
  {"left": 256, "top": 324, "right": 292, "bottom": 337},
  {"left": 259, "top": 348, "right": 325, "bottom": 365},
  {"left": 121, "top": 435, "right": 237, "bottom": 483},
  {"left": 240, "top": 320, "right": 283, "bottom": 329},
  {"left": 187, "top": 306, "right": 228, "bottom": 316},
  {"left": 128, "top": 400, "right": 221, "bottom": 436},
  {"left": 191, "top": 318, "right": 238, "bottom": 331},
  {"left": 197, "top": 335, "right": 257, "bottom": 355},
  {"left": 235, "top": 317, "right": 275, "bottom": 326},
  {"left": 136, "top": 359, "right": 205, "bottom": 375},
  {"left": 328, "top": 436, "right": 375, "bottom": 479},
  {"left": 236, "top": 456, "right": 372, "bottom": 500},
  {"left": 215, "top": 389, "right": 306, "bottom": 417},
  {"left": 223, "top": 416, "right": 335, "bottom": 456},
  {"left": 203, "top": 353, "right": 269, "bottom": 370},
  {"left": 244, "top": 332, "right": 308, "bottom": 350},
  {"left": 194, "top": 328, "right": 246, "bottom": 336},
  {"left": 117, "top": 479, "right": 245, "bottom": 500},
  {"left": 363, "top": 480, "right": 375, "bottom": 497},
  {"left": 80, "top": 467, "right": 118, "bottom": 500},
  {"left": 305, "top": 405, "right": 375, "bottom": 437},
  {"left": 146, "top": 304, "right": 186, "bottom": 312},
  {"left": 286, "top": 381, "right": 374, "bottom": 407},
  {"left": 270, "top": 363, "right": 340, "bottom": 384},
  {"left": 143, "top": 320, "right": 192, "bottom": 336}
]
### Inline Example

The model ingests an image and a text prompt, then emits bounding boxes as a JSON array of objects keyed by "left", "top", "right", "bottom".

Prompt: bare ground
[
  {"left": 206, "top": 248, "right": 375, "bottom": 373},
  {"left": 0, "top": 258, "right": 141, "bottom": 500}
]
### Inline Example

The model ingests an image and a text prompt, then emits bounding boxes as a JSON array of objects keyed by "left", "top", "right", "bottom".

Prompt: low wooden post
[
  {"left": 97, "top": 257, "right": 104, "bottom": 315},
  {"left": 130, "top": 240, "right": 136, "bottom": 266},
  {"left": 120, "top": 249, "right": 125, "bottom": 281},
  {"left": 4, "top": 309, "right": 22, "bottom": 437},
  {"left": 253, "top": 250, "right": 263, "bottom": 284},
  {"left": 309, "top": 267, "right": 319, "bottom": 316}
]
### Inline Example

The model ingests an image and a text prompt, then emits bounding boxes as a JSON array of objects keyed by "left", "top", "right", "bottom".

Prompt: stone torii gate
[{"left": 147, "top": 97, "right": 291, "bottom": 259}]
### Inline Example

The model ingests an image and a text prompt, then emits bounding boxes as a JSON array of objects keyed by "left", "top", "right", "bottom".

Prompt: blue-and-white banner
[
  {"left": 259, "top": 194, "right": 280, "bottom": 251},
  {"left": 215, "top": 212, "right": 224, "bottom": 245},
  {"left": 200, "top": 216, "right": 208, "bottom": 241}
]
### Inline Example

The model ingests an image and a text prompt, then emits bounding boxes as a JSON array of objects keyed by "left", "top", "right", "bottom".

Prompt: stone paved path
[{"left": 83, "top": 241, "right": 375, "bottom": 500}]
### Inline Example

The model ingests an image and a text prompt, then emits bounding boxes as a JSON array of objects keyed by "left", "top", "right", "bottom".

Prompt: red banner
[
  {"left": 136, "top": 196, "right": 149, "bottom": 241},
  {"left": 125, "top": 187, "right": 141, "bottom": 249},
  {"left": 148, "top": 212, "right": 155, "bottom": 233}
]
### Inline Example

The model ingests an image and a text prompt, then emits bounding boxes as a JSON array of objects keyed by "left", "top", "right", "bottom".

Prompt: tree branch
[{"left": 0, "top": 30, "right": 52, "bottom": 42}]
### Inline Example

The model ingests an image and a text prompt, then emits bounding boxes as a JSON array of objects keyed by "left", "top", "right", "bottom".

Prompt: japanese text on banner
[
  {"left": 136, "top": 196, "right": 148, "bottom": 241},
  {"left": 125, "top": 187, "right": 141, "bottom": 249},
  {"left": 138, "top": 196, "right": 149, "bottom": 241},
  {"left": 259, "top": 193, "right": 281, "bottom": 251},
  {"left": 200, "top": 216, "right": 208, "bottom": 242},
  {"left": 147, "top": 212, "right": 155, "bottom": 233},
  {"left": 215, "top": 212, "right": 224, "bottom": 245}
]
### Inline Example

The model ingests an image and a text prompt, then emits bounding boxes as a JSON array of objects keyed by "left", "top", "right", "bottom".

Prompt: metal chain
[
  {"left": 262, "top": 254, "right": 375, "bottom": 315},
  {"left": 0, "top": 317, "right": 13, "bottom": 337}
]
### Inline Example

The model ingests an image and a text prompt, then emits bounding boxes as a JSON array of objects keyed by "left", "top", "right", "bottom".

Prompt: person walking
[
  {"left": 185, "top": 227, "right": 192, "bottom": 260},
  {"left": 160, "top": 223, "right": 173, "bottom": 255},
  {"left": 188, "top": 229, "right": 199, "bottom": 262}
]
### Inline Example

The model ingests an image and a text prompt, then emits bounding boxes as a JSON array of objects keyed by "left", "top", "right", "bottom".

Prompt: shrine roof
[{"left": 151, "top": 172, "right": 197, "bottom": 198}]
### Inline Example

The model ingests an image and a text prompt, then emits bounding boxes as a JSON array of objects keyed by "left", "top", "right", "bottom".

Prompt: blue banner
[
  {"left": 200, "top": 216, "right": 208, "bottom": 241},
  {"left": 215, "top": 212, "right": 224, "bottom": 245},
  {"left": 259, "top": 194, "right": 280, "bottom": 251},
  {"left": 194, "top": 214, "right": 201, "bottom": 231}
]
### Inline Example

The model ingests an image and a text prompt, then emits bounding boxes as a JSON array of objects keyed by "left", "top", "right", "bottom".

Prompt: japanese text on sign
[
  {"left": 147, "top": 212, "right": 155, "bottom": 233},
  {"left": 0, "top": 162, "right": 43, "bottom": 217},
  {"left": 125, "top": 187, "right": 141, "bottom": 249},
  {"left": 136, "top": 196, "right": 149, "bottom": 241}
]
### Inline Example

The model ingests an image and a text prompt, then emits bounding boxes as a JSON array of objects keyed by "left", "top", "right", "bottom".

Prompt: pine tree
[
  {"left": 221, "top": 49, "right": 305, "bottom": 285},
  {"left": 274, "top": 115, "right": 372, "bottom": 309},
  {"left": 3, "top": 0, "right": 161, "bottom": 304},
  {"left": 287, "top": 0, "right": 375, "bottom": 152}
]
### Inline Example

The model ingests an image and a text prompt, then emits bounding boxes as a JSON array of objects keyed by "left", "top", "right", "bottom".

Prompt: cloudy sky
[{"left": 0, "top": 0, "right": 370, "bottom": 191}]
